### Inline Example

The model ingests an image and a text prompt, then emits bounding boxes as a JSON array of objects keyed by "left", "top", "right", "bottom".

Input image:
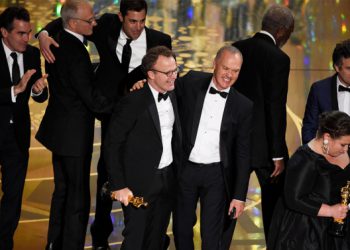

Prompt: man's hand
[
  {"left": 32, "top": 74, "right": 48, "bottom": 94},
  {"left": 228, "top": 199, "right": 245, "bottom": 219},
  {"left": 13, "top": 69, "right": 36, "bottom": 96},
  {"left": 38, "top": 31, "right": 59, "bottom": 63},
  {"left": 111, "top": 188, "right": 133, "bottom": 206},
  {"left": 130, "top": 79, "right": 146, "bottom": 92},
  {"left": 270, "top": 159, "right": 285, "bottom": 177}
]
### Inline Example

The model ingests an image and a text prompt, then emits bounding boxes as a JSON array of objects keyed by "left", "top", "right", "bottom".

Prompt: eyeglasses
[
  {"left": 71, "top": 16, "right": 96, "bottom": 25},
  {"left": 151, "top": 67, "right": 178, "bottom": 77}
]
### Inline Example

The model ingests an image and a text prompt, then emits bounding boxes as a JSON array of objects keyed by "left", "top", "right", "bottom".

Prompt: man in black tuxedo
[
  {"left": 37, "top": 1, "right": 172, "bottom": 247},
  {"left": 35, "top": 1, "right": 113, "bottom": 249},
  {"left": 0, "top": 7, "right": 48, "bottom": 250},
  {"left": 232, "top": 4, "right": 294, "bottom": 241},
  {"left": 104, "top": 46, "right": 181, "bottom": 250},
  {"left": 302, "top": 39, "right": 350, "bottom": 144},
  {"left": 173, "top": 46, "right": 253, "bottom": 250}
]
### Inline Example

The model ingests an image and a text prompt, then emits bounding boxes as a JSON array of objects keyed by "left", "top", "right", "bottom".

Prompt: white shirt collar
[
  {"left": 209, "top": 79, "right": 230, "bottom": 93},
  {"left": 120, "top": 28, "right": 146, "bottom": 43},
  {"left": 2, "top": 39, "right": 22, "bottom": 59},
  {"left": 64, "top": 28, "right": 85, "bottom": 44},
  {"left": 259, "top": 30, "right": 276, "bottom": 45},
  {"left": 337, "top": 75, "right": 350, "bottom": 89}
]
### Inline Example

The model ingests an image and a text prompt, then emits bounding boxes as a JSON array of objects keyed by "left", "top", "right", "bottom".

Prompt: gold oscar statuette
[
  {"left": 101, "top": 182, "right": 148, "bottom": 208},
  {"left": 329, "top": 181, "right": 350, "bottom": 237}
]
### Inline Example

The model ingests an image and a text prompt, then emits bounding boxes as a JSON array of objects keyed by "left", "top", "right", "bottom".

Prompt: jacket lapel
[
  {"left": 0, "top": 42, "right": 12, "bottom": 87},
  {"left": 146, "top": 85, "right": 162, "bottom": 141},
  {"left": 169, "top": 91, "right": 181, "bottom": 139},
  {"left": 331, "top": 74, "right": 339, "bottom": 110},
  {"left": 190, "top": 80, "right": 210, "bottom": 145}
]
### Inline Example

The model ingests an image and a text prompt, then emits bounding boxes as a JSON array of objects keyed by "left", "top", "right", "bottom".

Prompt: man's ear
[
  {"left": 117, "top": 12, "right": 124, "bottom": 22},
  {"left": 0, "top": 27, "right": 8, "bottom": 38}
]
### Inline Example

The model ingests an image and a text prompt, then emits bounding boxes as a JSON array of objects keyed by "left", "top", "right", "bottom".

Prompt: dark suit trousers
[
  {"left": 121, "top": 165, "right": 175, "bottom": 250},
  {"left": 47, "top": 153, "right": 91, "bottom": 250},
  {"left": 174, "top": 161, "right": 226, "bottom": 250},
  {"left": 0, "top": 126, "right": 28, "bottom": 250},
  {"left": 91, "top": 116, "right": 113, "bottom": 245},
  {"left": 255, "top": 167, "right": 285, "bottom": 241}
]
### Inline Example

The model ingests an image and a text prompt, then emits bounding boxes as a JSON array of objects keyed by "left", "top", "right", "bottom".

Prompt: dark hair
[
  {"left": 141, "top": 46, "right": 175, "bottom": 76},
  {"left": 332, "top": 39, "right": 350, "bottom": 69},
  {"left": 0, "top": 7, "right": 30, "bottom": 32},
  {"left": 120, "top": 0, "right": 148, "bottom": 17},
  {"left": 316, "top": 111, "right": 350, "bottom": 139}
]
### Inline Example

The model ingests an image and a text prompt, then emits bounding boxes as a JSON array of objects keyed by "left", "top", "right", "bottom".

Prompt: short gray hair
[
  {"left": 61, "top": 0, "right": 88, "bottom": 28},
  {"left": 215, "top": 45, "right": 243, "bottom": 62},
  {"left": 262, "top": 4, "right": 294, "bottom": 34}
]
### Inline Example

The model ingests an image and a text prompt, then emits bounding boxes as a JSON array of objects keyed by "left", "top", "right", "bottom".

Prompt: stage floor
[{"left": 1, "top": 0, "right": 350, "bottom": 249}]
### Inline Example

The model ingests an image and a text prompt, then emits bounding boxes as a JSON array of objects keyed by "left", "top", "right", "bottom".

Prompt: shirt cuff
[
  {"left": 11, "top": 86, "right": 17, "bottom": 103},
  {"left": 31, "top": 86, "right": 42, "bottom": 96},
  {"left": 37, "top": 30, "right": 49, "bottom": 39},
  {"left": 272, "top": 157, "right": 283, "bottom": 161}
]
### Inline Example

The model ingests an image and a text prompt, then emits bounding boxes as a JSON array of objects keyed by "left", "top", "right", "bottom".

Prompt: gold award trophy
[
  {"left": 101, "top": 182, "right": 148, "bottom": 208},
  {"left": 329, "top": 181, "right": 350, "bottom": 237}
]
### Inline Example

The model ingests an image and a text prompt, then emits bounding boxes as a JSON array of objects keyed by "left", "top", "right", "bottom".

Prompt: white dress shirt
[
  {"left": 2, "top": 39, "right": 24, "bottom": 103},
  {"left": 149, "top": 84, "right": 175, "bottom": 169},
  {"left": 337, "top": 76, "right": 350, "bottom": 115},
  {"left": 189, "top": 81, "right": 229, "bottom": 164},
  {"left": 116, "top": 29, "right": 147, "bottom": 73}
]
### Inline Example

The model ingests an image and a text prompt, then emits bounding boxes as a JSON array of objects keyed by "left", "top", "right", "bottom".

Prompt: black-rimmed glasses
[
  {"left": 71, "top": 16, "right": 96, "bottom": 25},
  {"left": 151, "top": 67, "right": 178, "bottom": 77}
]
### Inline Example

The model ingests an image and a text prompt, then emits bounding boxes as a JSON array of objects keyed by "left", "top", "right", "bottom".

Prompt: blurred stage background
[{"left": 0, "top": 0, "right": 349, "bottom": 249}]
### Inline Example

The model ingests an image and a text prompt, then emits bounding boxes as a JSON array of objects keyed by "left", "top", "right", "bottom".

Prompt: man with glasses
[
  {"left": 104, "top": 46, "right": 181, "bottom": 250},
  {"left": 37, "top": 1, "right": 171, "bottom": 248},
  {"left": 35, "top": 1, "right": 113, "bottom": 249}
]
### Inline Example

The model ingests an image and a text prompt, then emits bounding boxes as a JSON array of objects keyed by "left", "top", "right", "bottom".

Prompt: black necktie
[
  {"left": 11, "top": 52, "right": 20, "bottom": 85},
  {"left": 209, "top": 87, "right": 228, "bottom": 98},
  {"left": 83, "top": 37, "right": 88, "bottom": 46},
  {"left": 339, "top": 85, "right": 350, "bottom": 92},
  {"left": 122, "top": 38, "right": 132, "bottom": 71},
  {"left": 158, "top": 92, "right": 169, "bottom": 102}
]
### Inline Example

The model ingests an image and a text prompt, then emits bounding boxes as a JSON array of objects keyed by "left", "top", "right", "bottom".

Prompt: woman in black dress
[{"left": 268, "top": 111, "right": 350, "bottom": 250}]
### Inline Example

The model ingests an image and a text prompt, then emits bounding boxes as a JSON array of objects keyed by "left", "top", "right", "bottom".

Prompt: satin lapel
[
  {"left": 330, "top": 74, "right": 339, "bottom": 110},
  {"left": 146, "top": 85, "right": 162, "bottom": 141},
  {"left": 0, "top": 43, "right": 12, "bottom": 87},
  {"left": 220, "top": 87, "right": 235, "bottom": 137},
  {"left": 169, "top": 91, "right": 181, "bottom": 139},
  {"left": 107, "top": 27, "right": 121, "bottom": 64},
  {"left": 145, "top": 27, "right": 151, "bottom": 49},
  {"left": 23, "top": 46, "right": 31, "bottom": 73},
  {"left": 190, "top": 81, "right": 209, "bottom": 145}
]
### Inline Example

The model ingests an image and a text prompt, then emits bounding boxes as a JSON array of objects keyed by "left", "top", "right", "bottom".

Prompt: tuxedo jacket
[
  {"left": 176, "top": 71, "right": 252, "bottom": 201},
  {"left": 104, "top": 84, "right": 182, "bottom": 198},
  {"left": 233, "top": 33, "right": 289, "bottom": 169},
  {"left": 0, "top": 42, "right": 48, "bottom": 153},
  {"left": 44, "top": 14, "right": 172, "bottom": 101},
  {"left": 302, "top": 74, "right": 338, "bottom": 144},
  {"left": 36, "top": 31, "right": 112, "bottom": 157}
]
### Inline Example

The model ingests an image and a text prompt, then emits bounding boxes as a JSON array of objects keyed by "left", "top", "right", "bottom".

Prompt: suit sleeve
[
  {"left": 30, "top": 48, "right": 48, "bottom": 103},
  {"left": 0, "top": 88, "right": 12, "bottom": 104},
  {"left": 103, "top": 96, "right": 137, "bottom": 191},
  {"left": 284, "top": 149, "right": 322, "bottom": 216},
  {"left": 264, "top": 53, "right": 289, "bottom": 158},
  {"left": 301, "top": 84, "right": 319, "bottom": 144},
  {"left": 233, "top": 100, "right": 253, "bottom": 200},
  {"left": 67, "top": 49, "right": 113, "bottom": 114},
  {"left": 36, "top": 18, "right": 63, "bottom": 38}
]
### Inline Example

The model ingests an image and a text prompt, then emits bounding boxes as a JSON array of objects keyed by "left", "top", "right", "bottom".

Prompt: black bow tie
[
  {"left": 158, "top": 92, "right": 169, "bottom": 102},
  {"left": 339, "top": 85, "right": 350, "bottom": 92},
  {"left": 209, "top": 87, "right": 228, "bottom": 98}
]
